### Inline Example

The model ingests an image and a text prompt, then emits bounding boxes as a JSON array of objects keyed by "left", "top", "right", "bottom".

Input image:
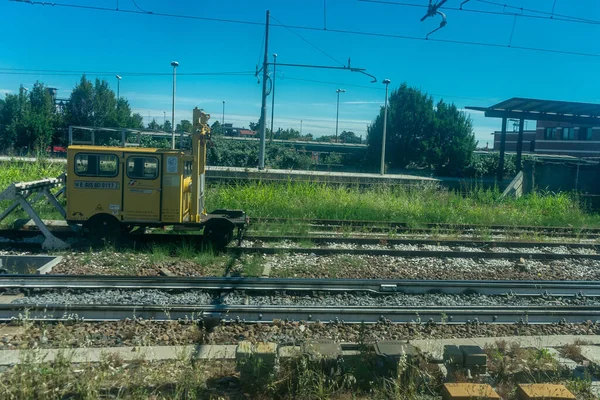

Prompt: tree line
[{"left": 0, "top": 76, "right": 481, "bottom": 177}]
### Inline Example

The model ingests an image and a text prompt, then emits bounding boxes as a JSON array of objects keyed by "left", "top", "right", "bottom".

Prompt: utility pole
[
  {"left": 170, "top": 61, "right": 179, "bottom": 149},
  {"left": 258, "top": 10, "right": 270, "bottom": 169},
  {"left": 116, "top": 75, "right": 122, "bottom": 103},
  {"left": 270, "top": 53, "right": 277, "bottom": 142},
  {"left": 300, "top": 120, "right": 303, "bottom": 136},
  {"left": 335, "top": 89, "right": 346, "bottom": 142},
  {"left": 163, "top": 111, "right": 166, "bottom": 127},
  {"left": 380, "top": 79, "right": 391, "bottom": 175},
  {"left": 222, "top": 101, "right": 225, "bottom": 127}
]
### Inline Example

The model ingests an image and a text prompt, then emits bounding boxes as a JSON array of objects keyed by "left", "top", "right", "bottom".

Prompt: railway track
[
  {"left": 1, "top": 229, "right": 599, "bottom": 261},
  {"left": 250, "top": 218, "right": 600, "bottom": 239},
  {"left": 3, "top": 303, "right": 599, "bottom": 324},
  {"left": 2, "top": 276, "right": 600, "bottom": 324},
  {"left": 3, "top": 275, "right": 600, "bottom": 296}
]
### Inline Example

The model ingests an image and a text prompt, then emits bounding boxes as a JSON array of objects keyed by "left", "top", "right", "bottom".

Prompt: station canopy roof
[{"left": 466, "top": 97, "right": 600, "bottom": 125}]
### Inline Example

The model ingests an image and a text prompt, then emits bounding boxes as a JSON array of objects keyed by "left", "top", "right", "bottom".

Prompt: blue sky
[{"left": 2, "top": 0, "right": 600, "bottom": 146}]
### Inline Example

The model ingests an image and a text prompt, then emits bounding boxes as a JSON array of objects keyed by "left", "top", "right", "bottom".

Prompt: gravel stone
[{"left": 13, "top": 290, "right": 600, "bottom": 307}]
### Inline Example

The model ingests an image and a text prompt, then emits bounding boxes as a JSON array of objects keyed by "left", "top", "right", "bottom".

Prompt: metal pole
[
  {"left": 301, "top": 120, "right": 303, "bottom": 136},
  {"left": 171, "top": 61, "right": 179, "bottom": 149},
  {"left": 222, "top": 101, "right": 225, "bottom": 127},
  {"left": 335, "top": 89, "right": 345, "bottom": 142},
  {"left": 516, "top": 118, "right": 524, "bottom": 173},
  {"left": 163, "top": 111, "right": 166, "bottom": 127},
  {"left": 116, "top": 75, "right": 121, "bottom": 104},
  {"left": 498, "top": 117, "right": 507, "bottom": 181},
  {"left": 270, "top": 53, "right": 277, "bottom": 142},
  {"left": 380, "top": 79, "right": 390, "bottom": 175},
  {"left": 258, "top": 10, "right": 270, "bottom": 169},
  {"left": 335, "top": 90, "right": 340, "bottom": 142}
]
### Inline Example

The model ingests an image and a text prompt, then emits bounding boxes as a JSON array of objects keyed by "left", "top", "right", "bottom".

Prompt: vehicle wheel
[
  {"left": 204, "top": 222, "right": 233, "bottom": 251},
  {"left": 83, "top": 214, "right": 122, "bottom": 247}
]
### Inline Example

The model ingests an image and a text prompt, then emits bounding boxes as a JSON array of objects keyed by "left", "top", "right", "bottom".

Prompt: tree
[
  {"left": 210, "top": 120, "right": 223, "bottom": 135},
  {"left": 367, "top": 83, "right": 435, "bottom": 169},
  {"left": 66, "top": 75, "right": 142, "bottom": 130},
  {"left": 66, "top": 76, "right": 94, "bottom": 127},
  {"left": 27, "top": 82, "right": 59, "bottom": 152},
  {"left": 425, "top": 100, "right": 476, "bottom": 176},
  {"left": 147, "top": 119, "right": 161, "bottom": 130},
  {"left": 339, "top": 131, "right": 361, "bottom": 144},
  {"left": 0, "top": 87, "right": 31, "bottom": 152},
  {"left": 366, "top": 83, "right": 475, "bottom": 176},
  {"left": 249, "top": 120, "right": 260, "bottom": 131},
  {"left": 163, "top": 120, "right": 172, "bottom": 132},
  {"left": 316, "top": 135, "right": 335, "bottom": 143},
  {"left": 275, "top": 128, "right": 301, "bottom": 140},
  {"left": 177, "top": 119, "right": 193, "bottom": 133}
]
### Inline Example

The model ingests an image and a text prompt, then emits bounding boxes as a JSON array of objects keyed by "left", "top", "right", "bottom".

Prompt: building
[
  {"left": 223, "top": 123, "right": 256, "bottom": 137},
  {"left": 492, "top": 121, "right": 600, "bottom": 157},
  {"left": 467, "top": 97, "right": 600, "bottom": 179}
]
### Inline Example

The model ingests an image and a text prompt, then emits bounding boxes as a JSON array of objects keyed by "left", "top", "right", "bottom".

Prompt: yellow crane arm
[{"left": 190, "top": 107, "right": 211, "bottom": 221}]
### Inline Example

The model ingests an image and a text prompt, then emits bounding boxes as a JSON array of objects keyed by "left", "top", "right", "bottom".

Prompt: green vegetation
[
  {"left": 367, "top": 83, "right": 476, "bottom": 176},
  {"left": 0, "top": 160, "right": 598, "bottom": 229},
  {"left": 207, "top": 181, "right": 600, "bottom": 228}
]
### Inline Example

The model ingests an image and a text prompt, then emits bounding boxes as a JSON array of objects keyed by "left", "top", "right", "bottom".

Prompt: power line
[
  {"left": 359, "top": 0, "right": 600, "bottom": 25},
  {"left": 0, "top": 68, "right": 254, "bottom": 77},
  {"left": 270, "top": 15, "right": 345, "bottom": 66},
  {"left": 474, "top": 0, "right": 600, "bottom": 24},
  {"left": 284, "top": 76, "right": 490, "bottom": 101},
  {"left": 10, "top": 0, "right": 600, "bottom": 59}
]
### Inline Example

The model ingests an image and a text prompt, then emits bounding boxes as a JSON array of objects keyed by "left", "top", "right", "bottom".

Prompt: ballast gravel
[
  {"left": 2, "top": 319, "right": 600, "bottom": 350},
  {"left": 11, "top": 290, "right": 600, "bottom": 307},
  {"left": 240, "top": 240, "right": 599, "bottom": 256},
  {"left": 267, "top": 253, "right": 600, "bottom": 281}
]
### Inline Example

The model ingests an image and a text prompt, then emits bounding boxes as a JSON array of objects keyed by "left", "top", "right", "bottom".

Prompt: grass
[
  {"left": 207, "top": 181, "right": 600, "bottom": 228},
  {"left": 2, "top": 160, "right": 600, "bottom": 231}
]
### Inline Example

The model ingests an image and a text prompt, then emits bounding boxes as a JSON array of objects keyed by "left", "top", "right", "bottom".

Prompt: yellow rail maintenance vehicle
[
  {"left": 65, "top": 107, "right": 247, "bottom": 248},
  {"left": 0, "top": 107, "right": 247, "bottom": 250}
]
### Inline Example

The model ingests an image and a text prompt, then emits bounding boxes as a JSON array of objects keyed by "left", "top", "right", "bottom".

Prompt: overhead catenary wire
[
  {"left": 283, "top": 76, "right": 490, "bottom": 101},
  {"left": 474, "top": 0, "right": 599, "bottom": 24},
  {"left": 359, "top": 0, "right": 600, "bottom": 25},
  {"left": 10, "top": 0, "right": 600, "bottom": 58},
  {"left": 270, "top": 15, "right": 345, "bottom": 67},
  {"left": 0, "top": 68, "right": 254, "bottom": 77}
]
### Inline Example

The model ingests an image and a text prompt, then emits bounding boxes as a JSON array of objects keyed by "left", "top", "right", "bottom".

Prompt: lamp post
[
  {"left": 335, "top": 89, "right": 346, "bottom": 142},
  {"left": 222, "top": 100, "right": 225, "bottom": 127},
  {"left": 163, "top": 111, "right": 166, "bottom": 128},
  {"left": 270, "top": 53, "right": 277, "bottom": 141},
  {"left": 380, "top": 79, "right": 391, "bottom": 175},
  {"left": 116, "top": 75, "right": 122, "bottom": 102},
  {"left": 170, "top": 61, "right": 179, "bottom": 149}
]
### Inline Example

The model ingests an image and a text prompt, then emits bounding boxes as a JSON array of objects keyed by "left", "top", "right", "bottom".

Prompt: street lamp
[
  {"left": 170, "top": 61, "right": 179, "bottom": 149},
  {"left": 335, "top": 89, "right": 346, "bottom": 142},
  {"left": 116, "top": 75, "right": 122, "bottom": 102},
  {"left": 380, "top": 79, "right": 391, "bottom": 175},
  {"left": 222, "top": 100, "right": 225, "bottom": 128},
  {"left": 163, "top": 111, "right": 166, "bottom": 127},
  {"left": 270, "top": 53, "right": 277, "bottom": 141}
]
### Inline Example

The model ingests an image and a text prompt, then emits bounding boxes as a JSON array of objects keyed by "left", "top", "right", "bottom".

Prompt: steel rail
[
  {"left": 244, "top": 235, "right": 600, "bottom": 249},
  {"left": 251, "top": 217, "right": 600, "bottom": 234},
  {"left": 234, "top": 246, "right": 600, "bottom": 261},
  {"left": 1, "top": 233, "right": 598, "bottom": 260},
  {"left": 2, "top": 303, "right": 599, "bottom": 324},
  {"left": 3, "top": 275, "right": 600, "bottom": 296},
  {"left": 2, "top": 228, "right": 598, "bottom": 249}
]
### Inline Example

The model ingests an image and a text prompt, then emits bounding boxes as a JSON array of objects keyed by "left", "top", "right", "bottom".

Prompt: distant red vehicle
[{"left": 47, "top": 146, "right": 67, "bottom": 155}]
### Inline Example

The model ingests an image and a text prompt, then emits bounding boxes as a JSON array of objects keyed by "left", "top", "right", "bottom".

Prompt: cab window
[
  {"left": 74, "top": 153, "right": 118, "bottom": 177},
  {"left": 127, "top": 156, "right": 159, "bottom": 179}
]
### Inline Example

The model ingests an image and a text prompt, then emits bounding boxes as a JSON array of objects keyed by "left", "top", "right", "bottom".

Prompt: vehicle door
[{"left": 122, "top": 153, "right": 162, "bottom": 222}]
